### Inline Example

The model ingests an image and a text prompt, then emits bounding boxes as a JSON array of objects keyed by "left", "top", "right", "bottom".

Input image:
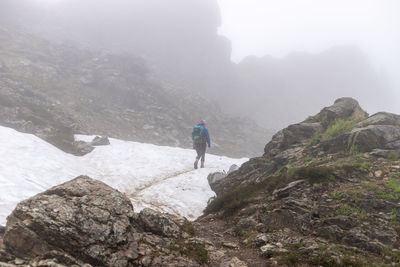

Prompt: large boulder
[
  {"left": 3, "top": 176, "right": 138, "bottom": 266},
  {"left": 357, "top": 112, "right": 400, "bottom": 127},
  {"left": 321, "top": 124, "right": 400, "bottom": 153},
  {"left": 137, "top": 208, "right": 182, "bottom": 238},
  {"left": 318, "top": 97, "right": 368, "bottom": 126},
  {"left": 264, "top": 122, "right": 323, "bottom": 157}
]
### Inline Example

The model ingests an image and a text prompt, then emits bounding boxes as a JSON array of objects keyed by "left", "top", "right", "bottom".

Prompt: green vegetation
[
  {"left": 382, "top": 247, "right": 400, "bottom": 263},
  {"left": 277, "top": 246, "right": 369, "bottom": 267},
  {"left": 204, "top": 174, "right": 289, "bottom": 216},
  {"left": 182, "top": 221, "right": 195, "bottom": 237},
  {"left": 330, "top": 191, "right": 345, "bottom": 200},
  {"left": 308, "top": 131, "right": 322, "bottom": 147},
  {"left": 363, "top": 173, "right": 400, "bottom": 201},
  {"left": 170, "top": 241, "right": 208, "bottom": 265},
  {"left": 205, "top": 166, "right": 335, "bottom": 216},
  {"left": 331, "top": 204, "right": 366, "bottom": 219},
  {"left": 387, "top": 153, "right": 400, "bottom": 161},
  {"left": 321, "top": 119, "right": 359, "bottom": 141},
  {"left": 294, "top": 166, "right": 335, "bottom": 184},
  {"left": 339, "top": 162, "right": 372, "bottom": 174}
]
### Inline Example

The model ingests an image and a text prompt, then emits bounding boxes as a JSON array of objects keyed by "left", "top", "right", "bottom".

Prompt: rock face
[
  {"left": 0, "top": 176, "right": 203, "bottom": 266},
  {"left": 321, "top": 112, "right": 400, "bottom": 154},
  {"left": 4, "top": 176, "right": 138, "bottom": 266},
  {"left": 202, "top": 98, "right": 400, "bottom": 266}
]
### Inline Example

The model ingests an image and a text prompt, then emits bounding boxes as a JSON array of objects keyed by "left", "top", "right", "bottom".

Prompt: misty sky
[
  {"left": 217, "top": 0, "right": 400, "bottom": 113},
  {"left": 26, "top": 0, "right": 400, "bottom": 114}
]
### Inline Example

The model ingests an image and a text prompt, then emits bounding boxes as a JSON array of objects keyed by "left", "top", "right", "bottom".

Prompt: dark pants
[{"left": 194, "top": 142, "right": 207, "bottom": 163}]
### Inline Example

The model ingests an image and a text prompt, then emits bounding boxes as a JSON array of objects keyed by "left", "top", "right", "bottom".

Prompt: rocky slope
[
  {"left": 201, "top": 97, "right": 400, "bottom": 266},
  {"left": 0, "top": 27, "right": 270, "bottom": 157}
]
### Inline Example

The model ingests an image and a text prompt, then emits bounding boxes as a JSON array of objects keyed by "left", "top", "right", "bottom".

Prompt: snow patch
[{"left": 0, "top": 126, "right": 247, "bottom": 225}]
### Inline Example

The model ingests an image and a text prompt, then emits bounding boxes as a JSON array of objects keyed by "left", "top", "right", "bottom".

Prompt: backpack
[{"left": 192, "top": 125, "right": 205, "bottom": 143}]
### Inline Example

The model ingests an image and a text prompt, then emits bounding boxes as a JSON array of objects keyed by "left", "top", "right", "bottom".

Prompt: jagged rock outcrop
[
  {"left": 202, "top": 98, "right": 400, "bottom": 266},
  {"left": 321, "top": 111, "right": 400, "bottom": 154},
  {"left": 0, "top": 176, "right": 208, "bottom": 266},
  {"left": 214, "top": 97, "right": 371, "bottom": 196},
  {"left": 3, "top": 176, "right": 138, "bottom": 266},
  {"left": 318, "top": 97, "right": 369, "bottom": 124},
  {"left": 90, "top": 136, "right": 110, "bottom": 146}
]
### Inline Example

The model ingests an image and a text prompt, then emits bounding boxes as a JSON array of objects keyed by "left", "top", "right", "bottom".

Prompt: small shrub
[
  {"left": 322, "top": 119, "right": 358, "bottom": 141},
  {"left": 330, "top": 191, "right": 345, "bottom": 200},
  {"left": 181, "top": 243, "right": 208, "bottom": 265},
  {"left": 387, "top": 153, "right": 400, "bottom": 161},
  {"left": 339, "top": 162, "right": 371, "bottom": 174},
  {"left": 182, "top": 221, "right": 195, "bottom": 237},
  {"left": 205, "top": 174, "right": 293, "bottom": 216},
  {"left": 308, "top": 131, "right": 322, "bottom": 147},
  {"left": 294, "top": 166, "right": 335, "bottom": 184}
]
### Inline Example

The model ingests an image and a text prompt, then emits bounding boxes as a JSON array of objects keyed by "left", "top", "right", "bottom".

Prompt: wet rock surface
[
  {"left": 202, "top": 98, "right": 400, "bottom": 266},
  {"left": 0, "top": 176, "right": 208, "bottom": 266}
]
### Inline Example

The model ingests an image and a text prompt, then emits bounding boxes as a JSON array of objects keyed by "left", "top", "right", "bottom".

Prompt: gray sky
[{"left": 217, "top": 0, "right": 400, "bottom": 113}]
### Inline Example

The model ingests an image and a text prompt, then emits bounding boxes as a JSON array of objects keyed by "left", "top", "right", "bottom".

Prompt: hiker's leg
[
  {"left": 200, "top": 143, "right": 206, "bottom": 168},
  {"left": 194, "top": 144, "right": 201, "bottom": 169}
]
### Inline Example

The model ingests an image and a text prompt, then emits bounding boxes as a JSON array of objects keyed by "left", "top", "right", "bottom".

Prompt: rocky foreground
[{"left": 2, "top": 98, "right": 400, "bottom": 266}]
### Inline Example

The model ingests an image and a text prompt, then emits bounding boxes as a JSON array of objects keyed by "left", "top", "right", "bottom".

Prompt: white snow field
[{"left": 0, "top": 126, "right": 248, "bottom": 226}]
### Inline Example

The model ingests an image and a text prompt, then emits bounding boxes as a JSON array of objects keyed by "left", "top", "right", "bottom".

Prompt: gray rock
[
  {"left": 316, "top": 225, "right": 344, "bottom": 241},
  {"left": 138, "top": 208, "right": 182, "bottom": 238},
  {"left": 208, "top": 172, "right": 227, "bottom": 186},
  {"left": 3, "top": 176, "right": 138, "bottom": 266},
  {"left": 90, "top": 136, "right": 110, "bottom": 146},
  {"left": 254, "top": 234, "right": 269, "bottom": 247},
  {"left": 265, "top": 122, "right": 323, "bottom": 157},
  {"left": 370, "top": 149, "right": 400, "bottom": 158},
  {"left": 342, "top": 227, "right": 385, "bottom": 253},
  {"left": 350, "top": 125, "right": 400, "bottom": 151},
  {"left": 227, "top": 164, "right": 239, "bottom": 174},
  {"left": 220, "top": 257, "right": 248, "bottom": 267},
  {"left": 73, "top": 141, "right": 95, "bottom": 156},
  {"left": 272, "top": 180, "right": 306, "bottom": 200},
  {"left": 236, "top": 217, "right": 258, "bottom": 230},
  {"left": 260, "top": 243, "right": 288, "bottom": 258},
  {"left": 359, "top": 112, "right": 400, "bottom": 127},
  {"left": 323, "top": 216, "right": 356, "bottom": 230},
  {"left": 322, "top": 124, "right": 400, "bottom": 153},
  {"left": 318, "top": 97, "right": 368, "bottom": 125}
]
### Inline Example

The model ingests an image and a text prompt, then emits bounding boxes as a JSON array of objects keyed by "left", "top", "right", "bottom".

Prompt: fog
[
  {"left": 0, "top": 0, "right": 398, "bottom": 129},
  {"left": 218, "top": 0, "right": 400, "bottom": 114}
]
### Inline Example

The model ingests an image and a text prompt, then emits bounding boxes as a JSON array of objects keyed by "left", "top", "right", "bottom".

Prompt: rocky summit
[
  {"left": 2, "top": 98, "right": 400, "bottom": 266},
  {"left": 202, "top": 98, "right": 400, "bottom": 266}
]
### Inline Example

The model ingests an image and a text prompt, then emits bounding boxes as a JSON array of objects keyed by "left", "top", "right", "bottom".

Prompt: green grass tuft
[{"left": 321, "top": 119, "right": 358, "bottom": 141}]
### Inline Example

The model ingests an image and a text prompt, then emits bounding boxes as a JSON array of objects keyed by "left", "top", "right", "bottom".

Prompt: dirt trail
[
  {"left": 128, "top": 168, "right": 195, "bottom": 197},
  {"left": 194, "top": 215, "right": 271, "bottom": 266}
]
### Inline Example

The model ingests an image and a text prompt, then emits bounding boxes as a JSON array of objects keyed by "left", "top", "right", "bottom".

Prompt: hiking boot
[
  {"left": 194, "top": 159, "right": 199, "bottom": 169},
  {"left": 200, "top": 162, "right": 204, "bottom": 168}
]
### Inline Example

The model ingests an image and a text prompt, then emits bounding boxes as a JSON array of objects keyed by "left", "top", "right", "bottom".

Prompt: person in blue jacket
[{"left": 192, "top": 120, "right": 211, "bottom": 169}]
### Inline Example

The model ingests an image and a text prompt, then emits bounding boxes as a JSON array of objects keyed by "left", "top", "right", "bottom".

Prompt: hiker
[{"left": 192, "top": 120, "right": 211, "bottom": 169}]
